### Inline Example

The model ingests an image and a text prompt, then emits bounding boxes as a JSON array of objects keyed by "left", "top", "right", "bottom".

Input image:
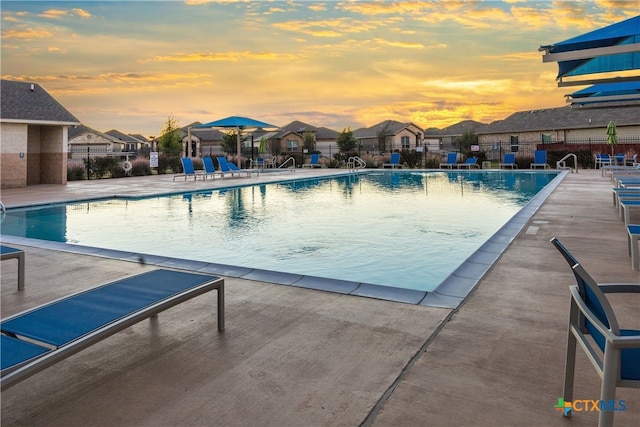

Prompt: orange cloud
[
  {"left": 1, "top": 27, "right": 53, "bottom": 40},
  {"left": 39, "top": 9, "right": 69, "bottom": 19},
  {"left": 152, "top": 51, "right": 305, "bottom": 62}
]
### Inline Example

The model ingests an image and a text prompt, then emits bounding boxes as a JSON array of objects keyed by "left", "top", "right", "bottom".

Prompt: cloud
[
  {"left": 151, "top": 51, "right": 306, "bottom": 62},
  {"left": 1, "top": 27, "right": 53, "bottom": 40},
  {"left": 39, "top": 9, "right": 68, "bottom": 19},
  {"left": 371, "top": 38, "right": 425, "bottom": 49},
  {"left": 272, "top": 17, "right": 385, "bottom": 38}
]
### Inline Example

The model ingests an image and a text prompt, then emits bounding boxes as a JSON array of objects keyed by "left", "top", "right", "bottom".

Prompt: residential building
[
  {"left": 477, "top": 105, "right": 640, "bottom": 160},
  {"left": 269, "top": 121, "right": 339, "bottom": 155},
  {"left": 68, "top": 125, "right": 125, "bottom": 159},
  {"left": 352, "top": 120, "right": 423, "bottom": 154},
  {"left": 104, "top": 129, "right": 148, "bottom": 152}
]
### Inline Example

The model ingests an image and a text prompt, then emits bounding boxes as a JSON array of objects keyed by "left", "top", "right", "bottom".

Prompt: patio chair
[
  {"left": 216, "top": 157, "right": 257, "bottom": 177},
  {"left": 173, "top": 158, "right": 205, "bottom": 181},
  {"left": 499, "top": 153, "right": 517, "bottom": 169},
  {"left": 1, "top": 269, "right": 225, "bottom": 390},
  {"left": 530, "top": 150, "right": 549, "bottom": 169},
  {"left": 202, "top": 157, "right": 220, "bottom": 180},
  {"left": 595, "top": 154, "right": 611, "bottom": 169},
  {"left": 302, "top": 153, "right": 321, "bottom": 168},
  {"left": 383, "top": 153, "right": 402, "bottom": 169},
  {"left": 550, "top": 238, "right": 640, "bottom": 427},
  {"left": 457, "top": 157, "right": 479, "bottom": 169},
  {"left": 439, "top": 152, "right": 457, "bottom": 169},
  {"left": 1, "top": 245, "right": 25, "bottom": 290}
]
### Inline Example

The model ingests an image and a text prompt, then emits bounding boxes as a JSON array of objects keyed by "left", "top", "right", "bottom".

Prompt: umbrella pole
[{"left": 236, "top": 126, "right": 241, "bottom": 163}]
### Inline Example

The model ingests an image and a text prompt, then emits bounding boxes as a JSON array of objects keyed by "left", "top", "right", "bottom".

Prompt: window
[
  {"left": 287, "top": 139, "right": 298, "bottom": 151},
  {"left": 401, "top": 136, "right": 410, "bottom": 149},
  {"left": 541, "top": 134, "right": 552, "bottom": 143},
  {"left": 510, "top": 135, "right": 519, "bottom": 152}
]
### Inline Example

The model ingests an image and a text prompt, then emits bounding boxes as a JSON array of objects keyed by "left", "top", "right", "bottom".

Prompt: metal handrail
[
  {"left": 347, "top": 156, "right": 366, "bottom": 170},
  {"left": 278, "top": 156, "right": 296, "bottom": 171},
  {"left": 556, "top": 153, "right": 578, "bottom": 173}
]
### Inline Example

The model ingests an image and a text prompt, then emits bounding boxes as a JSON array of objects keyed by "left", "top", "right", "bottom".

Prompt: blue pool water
[{"left": 1, "top": 171, "right": 558, "bottom": 292}]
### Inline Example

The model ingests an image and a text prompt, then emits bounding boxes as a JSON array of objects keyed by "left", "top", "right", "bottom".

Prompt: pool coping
[{"left": 0, "top": 169, "right": 569, "bottom": 308}]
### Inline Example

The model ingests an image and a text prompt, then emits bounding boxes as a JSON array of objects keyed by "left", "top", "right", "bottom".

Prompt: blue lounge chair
[
  {"left": 458, "top": 157, "right": 479, "bottom": 169},
  {"left": 216, "top": 157, "right": 258, "bottom": 177},
  {"left": 439, "top": 152, "right": 457, "bottom": 169},
  {"left": 383, "top": 153, "right": 401, "bottom": 169},
  {"left": 628, "top": 225, "right": 640, "bottom": 270},
  {"left": 499, "top": 153, "right": 517, "bottom": 169},
  {"left": 173, "top": 158, "right": 205, "bottom": 181},
  {"left": 1, "top": 269, "right": 224, "bottom": 390},
  {"left": 531, "top": 150, "right": 549, "bottom": 169},
  {"left": 202, "top": 157, "right": 220, "bottom": 180},
  {"left": 595, "top": 153, "right": 611, "bottom": 169},
  {"left": 550, "top": 238, "right": 640, "bottom": 427},
  {"left": 302, "top": 153, "right": 321, "bottom": 168},
  {"left": 1, "top": 245, "right": 25, "bottom": 290}
]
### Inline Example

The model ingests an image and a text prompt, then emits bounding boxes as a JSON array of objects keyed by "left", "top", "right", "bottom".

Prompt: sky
[{"left": 1, "top": 1, "right": 638, "bottom": 138}]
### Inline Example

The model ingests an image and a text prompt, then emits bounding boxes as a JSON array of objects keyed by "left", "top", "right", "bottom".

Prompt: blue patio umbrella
[
  {"left": 195, "top": 116, "right": 278, "bottom": 160},
  {"left": 606, "top": 120, "right": 617, "bottom": 156}
]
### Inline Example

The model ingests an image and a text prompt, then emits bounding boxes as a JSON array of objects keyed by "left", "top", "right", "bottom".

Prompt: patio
[{"left": 1, "top": 169, "right": 638, "bottom": 426}]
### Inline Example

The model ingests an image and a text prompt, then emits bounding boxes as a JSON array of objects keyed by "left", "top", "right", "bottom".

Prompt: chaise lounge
[{"left": 1, "top": 269, "right": 224, "bottom": 390}]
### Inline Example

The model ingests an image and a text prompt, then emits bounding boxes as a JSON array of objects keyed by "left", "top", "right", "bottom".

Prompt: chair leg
[
  {"left": 598, "top": 345, "right": 619, "bottom": 427},
  {"left": 563, "top": 302, "right": 579, "bottom": 417}
]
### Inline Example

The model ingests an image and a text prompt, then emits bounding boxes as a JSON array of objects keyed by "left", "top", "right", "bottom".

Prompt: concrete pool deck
[{"left": 1, "top": 169, "right": 639, "bottom": 426}]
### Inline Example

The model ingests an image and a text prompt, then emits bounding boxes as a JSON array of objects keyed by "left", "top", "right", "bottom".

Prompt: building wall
[
  {"left": 1, "top": 123, "right": 67, "bottom": 188},
  {"left": 40, "top": 125, "right": 67, "bottom": 185},
  {"left": 1, "top": 123, "right": 29, "bottom": 188}
]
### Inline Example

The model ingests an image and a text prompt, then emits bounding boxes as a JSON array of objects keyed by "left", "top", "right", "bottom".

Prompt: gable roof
[
  {"left": 105, "top": 129, "right": 145, "bottom": 144},
  {"left": 271, "top": 120, "right": 338, "bottom": 139},
  {"left": 68, "top": 124, "right": 121, "bottom": 142},
  {"left": 478, "top": 105, "right": 640, "bottom": 134},
  {"left": 353, "top": 120, "right": 423, "bottom": 139},
  {"left": 0, "top": 80, "right": 80, "bottom": 125},
  {"left": 440, "top": 120, "right": 487, "bottom": 136}
]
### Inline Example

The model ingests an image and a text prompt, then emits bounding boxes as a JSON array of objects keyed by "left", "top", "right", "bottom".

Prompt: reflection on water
[{"left": 1, "top": 171, "right": 558, "bottom": 291}]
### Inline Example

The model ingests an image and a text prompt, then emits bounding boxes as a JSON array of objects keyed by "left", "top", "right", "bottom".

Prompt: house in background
[
  {"left": 0, "top": 79, "right": 80, "bottom": 188},
  {"left": 477, "top": 105, "right": 640, "bottom": 160},
  {"left": 105, "top": 129, "right": 148, "bottom": 152},
  {"left": 269, "top": 121, "right": 339, "bottom": 155},
  {"left": 68, "top": 125, "right": 125, "bottom": 159},
  {"left": 184, "top": 123, "right": 226, "bottom": 158},
  {"left": 353, "top": 120, "right": 423, "bottom": 154}
]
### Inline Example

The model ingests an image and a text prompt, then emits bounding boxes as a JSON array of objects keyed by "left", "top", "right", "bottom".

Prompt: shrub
[
  {"left": 109, "top": 163, "right": 127, "bottom": 178},
  {"left": 67, "top": 164, "right": 86, "bottom": 181},
  {"left": 130, "top": 158, "right": 151, "bottom": 176},
  {"left": 158, "top": 155, "right": 181, "bottom": 173}
]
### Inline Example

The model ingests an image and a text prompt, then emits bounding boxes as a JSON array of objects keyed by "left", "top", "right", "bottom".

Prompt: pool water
[{"left": 1, "top": 171, "right": 558, "bottom": 291}]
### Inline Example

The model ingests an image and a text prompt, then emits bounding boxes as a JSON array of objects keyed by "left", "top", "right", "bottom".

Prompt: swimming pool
[{"left": 1, "top": 170, "right": 561, "bottom": 303}]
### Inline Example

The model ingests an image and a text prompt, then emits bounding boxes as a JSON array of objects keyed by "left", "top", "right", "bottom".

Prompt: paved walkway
[{"left": 1, "top": 169, "right": 638, "bottom": 426}]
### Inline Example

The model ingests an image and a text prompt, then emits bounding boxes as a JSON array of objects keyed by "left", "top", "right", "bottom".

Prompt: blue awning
[
  {"left": 540, "top": 15, "right": 640, "bottom": 85},
  {"left": 566, "top": 81, "right": 640, "bottom": 105}
]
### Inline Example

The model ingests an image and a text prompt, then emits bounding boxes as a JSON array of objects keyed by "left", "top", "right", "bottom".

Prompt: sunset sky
[{"left": 2, "top": 1, "right": 638, "bottom": 138}]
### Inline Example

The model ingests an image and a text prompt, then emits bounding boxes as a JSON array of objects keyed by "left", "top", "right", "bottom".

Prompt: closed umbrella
[
  {"left": 606, "top": 120, "right": 617, "bottom": 156},
  {"left": 195, "top": 116, "right": 278, "bottom": 160},
  {"left": 258, "top": 137, "right": 268, "bottom": 155}
]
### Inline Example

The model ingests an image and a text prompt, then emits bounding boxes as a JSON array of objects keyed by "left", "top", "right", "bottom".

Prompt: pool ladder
[
  {"left": 347, "top": 156, "right": 366, "bottom": 171},
  {"left": 556, "top": 153, "right": 578, "bottom": 173}
]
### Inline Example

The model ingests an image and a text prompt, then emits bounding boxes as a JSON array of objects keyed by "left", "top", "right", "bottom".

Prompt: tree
[
  {"left": 157, "top": 116, "right": 182, "bottom": 156},
  {"left": 336, "top": 127, "right": 357, "bottom": 153},
  {"left": 454, "top": 130, "right": 478, "bottom": 155},
  {"left": 221, "top": 131, "right": 238, "bottom": 154},
  {"left": 302, "top": 131, "right": 316, "bottom": 153}
]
